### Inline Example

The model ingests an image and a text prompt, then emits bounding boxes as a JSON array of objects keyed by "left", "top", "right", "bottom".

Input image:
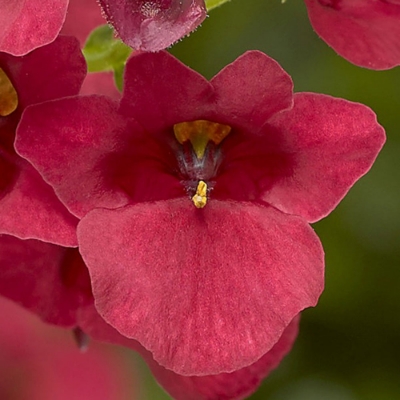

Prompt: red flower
[
  {"left": 16, "top": 50, "right": 385, "bottom": 376},
  {"left": 0, "top": 35, "right": 85, "bottom": 245},
  {"left": 304, "top": 0, "right": 400, "bottom": 69},
  {"left": 98, "top": 0, "right": 207, "bottom": 51}
]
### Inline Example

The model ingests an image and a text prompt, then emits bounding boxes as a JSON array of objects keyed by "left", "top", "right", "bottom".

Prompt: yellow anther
[
  {"left": 192, "top": 180, "right": 208, "bottom": 208},
  {"left": 174, "top": 120, "right": 231, "bottom": 159},
  {"left": 0, "top": 67, "right": 18, "bottom": 116}
]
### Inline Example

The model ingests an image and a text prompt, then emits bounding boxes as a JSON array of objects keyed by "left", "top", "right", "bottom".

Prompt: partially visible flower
[
  {"left": 0, "top": 0, "right": 69, "bottom": 55},
  {"left": 304, "top": 0, "right": 400, "bottom": 69},
  {"left": 98, "top": 0, "right": 207, "bottom": 51},
  {"left": 0, "top": 296, "right": 140, "bottom": 400},
  {"left": 0, "top": 35, "right": 85, "bottom": 244},
  {"left": 16, "top": 50, "right": 385, "bottom": 376}
]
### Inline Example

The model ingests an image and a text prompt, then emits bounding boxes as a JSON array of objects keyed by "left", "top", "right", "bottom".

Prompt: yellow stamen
[
  {"left": 174, "top": 120, "right": 231, "bottom": 159},
  {"left": 192, "top": 180, "right": 208, "bottom": 208},
  {"left": 0, "top": 67, "right": 18, "bottom": 116}
]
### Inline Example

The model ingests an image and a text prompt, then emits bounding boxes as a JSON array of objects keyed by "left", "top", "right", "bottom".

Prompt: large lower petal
[
  {"left": 0, "top": 235, "right": 92, "bottom": 326},
  {"left": 78, "top": 304, "right": 300, "bottom": 400},
  {"left": 78, "top": 198, "right": 324, "bottom": 375},
  {"left": 304, "top": 0, "right": 400, "bottom": 69},
  {"left": 264, "top": 92, "right": 385, "bottom": 223},
  {"left": 0, "top": 0, "right": 68, "bottom": 56},
  {"left": 98, "top": 0, "right": 206, "bottom": 52}
]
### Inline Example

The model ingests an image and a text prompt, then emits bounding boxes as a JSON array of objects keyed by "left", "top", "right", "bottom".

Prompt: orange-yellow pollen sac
[
  {"left": 0, "top": 68, "right": 18, "bottom": 117},
  {"left": 174, "top": 119, "right": 231, "bottom": 159},
  {"left": 192, "top": 180, "right": 208, "bottom": 208}
]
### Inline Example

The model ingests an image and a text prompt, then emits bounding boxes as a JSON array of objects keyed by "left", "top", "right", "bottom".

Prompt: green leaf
[
  {"left": 83, "top": 24, "right": 133, "bottom": 90},
  {"left": 205, "top": 0, "right": 231, "bottom": 11}
]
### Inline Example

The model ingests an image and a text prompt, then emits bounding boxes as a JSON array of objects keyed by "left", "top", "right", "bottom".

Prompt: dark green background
[{"left": 127, "top": 0, "right": 400, "bottom": 399}]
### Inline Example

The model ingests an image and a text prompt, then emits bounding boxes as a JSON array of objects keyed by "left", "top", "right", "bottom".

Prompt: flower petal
[
  {"left": 0, "top": 35, "right": 87, "bottom": 110},
  {"left": 98, "top": 0, "right": 206, "bottom": 51},
  {"left": 264, "top": 93, "right": 386, "bottom": 222},
  {"left": 0, "top": 0, "right": 68, "bottom": 55},
  {"left": 78, "top": 304, "right": 300, "bottom": 400},
  {"left": 77, "top": 198, "right": 324, "bottom": 375},
  {"left": 0, "top": 235, "right": 92, "bottom": 326},
  {"left": 16, "top": 95, "right": 185, "bottom": 217},
  {"left": 120, "top": 51, "right": 214, "bottom": 134},
  {"left": 304, "top": 0, "right": 400, "bottom": 69},
  {"left": 211, "top": 51, "right": 293, "bottom": 131}
]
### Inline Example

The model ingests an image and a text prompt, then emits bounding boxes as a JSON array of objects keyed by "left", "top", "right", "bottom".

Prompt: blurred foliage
[{"left": 205, "top": 0, "right": 232, "bottom": 11}]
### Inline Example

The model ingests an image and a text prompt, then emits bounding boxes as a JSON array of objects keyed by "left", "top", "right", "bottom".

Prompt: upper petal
[
  {"left": 77, "top": 198, "right": 324, "bottom": 375},
  {"left": 211, "top": 51, "right": 294, "bottom": 131},
  {"left": 121, "top": 51, "right": 214, "bottom": 134},
  {"left": 304, "top": 0, "right": 400, "bottom": 69},
  {"left": 264, "top": 92, "right": 386, "bottom": 223},
  {"left": 0, "top": 0, "right": 68, "bottom": 55},
  {"left": 98, "top": 0, "right": 206, "bottom": 51}
]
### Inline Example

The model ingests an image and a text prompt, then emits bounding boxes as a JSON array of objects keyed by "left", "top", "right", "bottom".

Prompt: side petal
[
  {"left": 0, "top": 0, "right": 68, "bottom": 56},
  {"left": 78, "top": 304, "right": 300, "bottom": 400},
  {"left": 211, "top": 51, "right": 293, "bottom": 131},
  {"left": 304, "top": 0, "right": 400, "bottom": 69},
  {"left": 98, "top": 0, "right": 206, "bottom": 51},
  {"left": 264, "top": 93, "right": 385, "bottom": 223},
  {"left": 77, "top": 198, "right": 324, "bottom": 375},
  {"left": 15, "top": 96, "right": 130, "bottom": 218},
  {"left": 0, "top": 35, "right": 87, "bottom": 110},
  {"left": 121, "top": 51, "right": 214, "bottom": 134},
  {"left": 0, "top": 235, "right": 92, "bottom": 326}
]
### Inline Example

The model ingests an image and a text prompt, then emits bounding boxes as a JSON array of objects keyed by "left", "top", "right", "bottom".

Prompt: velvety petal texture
[
  {"left": 98, "top": 0, "right": 207, "bottom": 51},
  {"left": 304, "top": 0, "right": 400, "bottom": 69},
  {"left": 0, "top": 0, "right": 68, "bottom": 55},
  {"left": 78, "top": 199, "right": 323, "bottom": 374},
  {"left": 0, "top": 36, "right": 86, "bottom": 245},
  {"left": 263, "top": 93, "right": 386, "bottom": 222},
  {"left": 78, "top": 304, "right": 300, "bottom": 400},
  {"left": 0, "top": 234, "right": 92, "bottom": 326}
]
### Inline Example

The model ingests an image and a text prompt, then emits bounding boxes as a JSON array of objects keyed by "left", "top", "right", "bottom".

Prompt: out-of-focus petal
[
  {"left": 0, "top": 0, "right": 68, "bottom": 55},
  {"left": 304, "top": 0, "right": 400, "bottom": 69}
]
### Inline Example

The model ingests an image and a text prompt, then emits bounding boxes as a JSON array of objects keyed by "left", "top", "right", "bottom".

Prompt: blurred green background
[{"left": 128, "top": 0, "right": 400, "bottom": 398}]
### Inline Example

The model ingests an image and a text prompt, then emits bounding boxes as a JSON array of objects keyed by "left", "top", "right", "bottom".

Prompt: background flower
[{"left": 304, "top": 0, "right": 400, "bottom": 70}]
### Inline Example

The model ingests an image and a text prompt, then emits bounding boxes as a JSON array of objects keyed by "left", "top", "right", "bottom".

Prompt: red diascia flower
[
  {"left": 98, "top": 0, "right": 207, "bottom": 51},
  {"left": 0, "top": 35, "right": 91, "bottom": 325},
  {"left": 16, "top": 50, "right": 385, "bottom": 376},
  {"left": 304, "top": 0, "right": 400, "bottom": 69}
]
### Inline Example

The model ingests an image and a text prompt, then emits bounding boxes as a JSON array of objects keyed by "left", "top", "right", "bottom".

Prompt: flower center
[
  {"left": 0, "top": 68, "right": 18, "bottom": 117},
  {"left": 173, "top": 120, "right": 231, "bottom": 208}
]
